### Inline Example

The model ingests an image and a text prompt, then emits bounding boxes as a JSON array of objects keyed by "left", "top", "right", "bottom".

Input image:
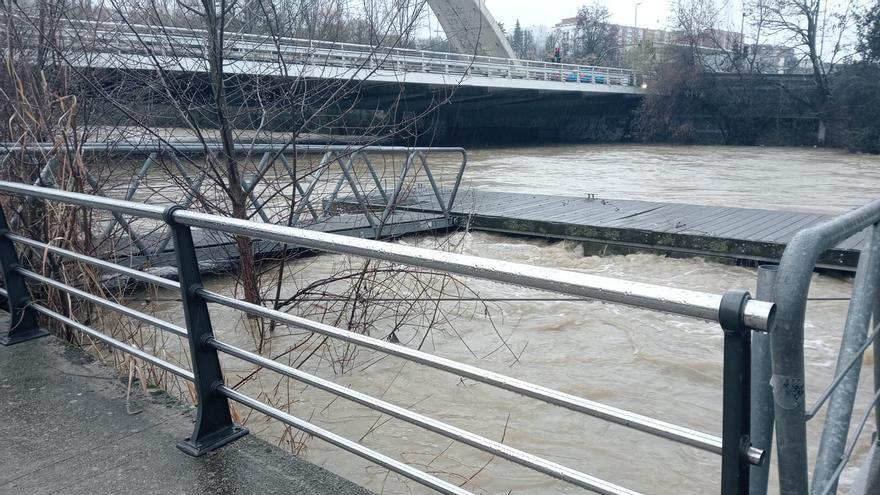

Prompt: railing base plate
[
  {"left": 176, "top": 424, "right": 249, "bottom": 457},
  {"left": 0, "top": 327, "right": 50, "bottom": 346}
]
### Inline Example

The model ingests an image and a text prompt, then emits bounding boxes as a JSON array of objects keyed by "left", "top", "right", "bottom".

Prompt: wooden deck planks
[
  {"left": 739, "top": 213, "right": 823, "bottom": 242},
  {"left": 410, "top": 190, "right": 865, "bottom": 270},
  {"left": 332, "top": 189, "right": 866, "bottom": 271}
]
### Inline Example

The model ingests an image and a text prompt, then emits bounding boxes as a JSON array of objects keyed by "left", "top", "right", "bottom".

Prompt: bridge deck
[
  {"left": 368, "top": 190, "right": 863, "bottom": 271},
  {"left": 0, "top": 327, "right": 371, "bottom": 495}
]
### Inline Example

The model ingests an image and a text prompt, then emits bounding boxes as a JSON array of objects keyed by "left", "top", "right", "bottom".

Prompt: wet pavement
[{"left": 0, "top": 331, "right": 371, "bottom": 495}]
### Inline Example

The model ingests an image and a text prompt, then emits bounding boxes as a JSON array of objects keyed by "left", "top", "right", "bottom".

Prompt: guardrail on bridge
[{"left": 4, "top": 17, "right": 641, "bottom": 91}]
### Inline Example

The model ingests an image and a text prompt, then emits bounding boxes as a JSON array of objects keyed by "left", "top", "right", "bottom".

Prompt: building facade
[{"left": 550, "top": 16, "right": 740, "bottom": 59}]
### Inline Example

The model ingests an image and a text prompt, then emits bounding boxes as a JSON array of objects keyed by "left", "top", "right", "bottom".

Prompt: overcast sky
[{"left": 484, "top": 0, "right": 676, "bottom": 30}]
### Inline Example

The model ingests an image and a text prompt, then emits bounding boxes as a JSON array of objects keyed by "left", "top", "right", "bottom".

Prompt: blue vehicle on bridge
[{"left": 565, "top": 71, "right": 606, "bottom": 84}]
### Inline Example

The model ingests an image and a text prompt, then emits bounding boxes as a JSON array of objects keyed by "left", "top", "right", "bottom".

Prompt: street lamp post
[{"left": 634, "top": 2, "right": 642, "bottom": 28}]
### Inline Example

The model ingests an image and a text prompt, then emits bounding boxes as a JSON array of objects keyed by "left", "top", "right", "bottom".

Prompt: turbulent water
[{"left": 115, "top": 144, "right": 880, "bottom": 494}]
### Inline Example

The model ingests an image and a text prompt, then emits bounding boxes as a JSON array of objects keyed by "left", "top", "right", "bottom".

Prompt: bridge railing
[
  {"left": 0, "top": 180, "right": 773, "bottom": 494},
  {"left": 42, "top": 18, "right": 638, "bottom": 87}
]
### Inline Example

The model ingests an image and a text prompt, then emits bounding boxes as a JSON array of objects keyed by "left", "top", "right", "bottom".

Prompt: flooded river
[{"left": 110, "top": 144, "right": 880, "bottom": 494}]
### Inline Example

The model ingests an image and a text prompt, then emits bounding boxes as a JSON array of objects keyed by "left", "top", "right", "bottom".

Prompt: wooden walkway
[
  {"left": 118, "top": 188, "right": 866, "bottom": 273},
  {"left": 360, "top": 190, "right": 864, "bottom": 271}
]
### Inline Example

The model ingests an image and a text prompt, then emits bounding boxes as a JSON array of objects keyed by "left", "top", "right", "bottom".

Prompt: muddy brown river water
[{"left": 109, "top": 144, "right": 880, "bottom": 494}]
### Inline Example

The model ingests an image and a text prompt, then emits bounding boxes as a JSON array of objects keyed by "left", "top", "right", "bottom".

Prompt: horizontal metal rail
[
  {"left": 0, "top": 287, "right": 193, "bottom": 381},
  {"left": 200, "top": 288, "right": 763, "bottom": 465},
  {"left": 17, "top": 268, "right": 187, "bottom": 337},
  {"left": 0, "top": 181, "right": 775, "bottom": 331},
  {"left": 217, "top": 385, "right": 474, "bottom": 495},
  {"left": 0, "top": 179, "right": 774, "bottom": 493},
  {"left": 10, "top": 234, "right": 180, "bottom": 291},
  {"left": 175, "top": 209, "right": 774, "bottom": 331},
  {"left": 210, "top": 338, "right": 639, "bottom": 495},
  {"left": 0, "top": 182, "right": 167, "bottom": 219},
  {"left": 0, "top": 142, "right": 468, "bottom": 156}
]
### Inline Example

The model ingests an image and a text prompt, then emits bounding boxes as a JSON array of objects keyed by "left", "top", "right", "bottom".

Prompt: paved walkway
[{"left": 0, "top": 334, "right": 372, "bottom": 495}]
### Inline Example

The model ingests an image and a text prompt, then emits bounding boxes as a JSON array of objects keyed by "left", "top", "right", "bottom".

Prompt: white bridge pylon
[{"left": 427, "top": 0, "right": 515, "bottom": 59}]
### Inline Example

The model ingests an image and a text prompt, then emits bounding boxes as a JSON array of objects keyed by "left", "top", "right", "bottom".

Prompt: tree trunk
[{"left": 203, "top": 0, "right": 262, "bottom": 310}]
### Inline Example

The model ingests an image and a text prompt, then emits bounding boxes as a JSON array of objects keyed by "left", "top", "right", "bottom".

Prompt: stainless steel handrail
[
  {"left": 2, "top": 216, "right": 644, "bottom": 495},
  {"left": 0, "top": 180, "right": 774, "bottom": 331},
  {"left": 3, "top": 281, "right": 467, "bottom": 494},
  {"left": 199, "top": 287, "right": 761, "bottom": 464},
  {"left": 216, "top": 385, "right": 475, "bottom": 495},
  {"left": 176, "top": 209, "right": 775, "bottom": 330},
  {"left": 0, "top": 182, "right": 167, "bottom": 220},
  {"left": 9, "top": 235, "right": 180, "bottom": 291},
  {"left": 0, "top": 287, "right": 193, "bottom": 381},
  {"left": 17, "top": 268, "right": 187, "bottom": 337},
  {"left": 209, "top": 338, "right": 638, "bottom": 495}
]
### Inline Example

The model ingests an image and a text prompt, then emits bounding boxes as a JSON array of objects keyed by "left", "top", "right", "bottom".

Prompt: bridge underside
[
  {"left": 75, "top": 66, "right": 642, "bottom": 146},
  {"left": 352, "top": 82, "right": 642, "bottom": 145}
]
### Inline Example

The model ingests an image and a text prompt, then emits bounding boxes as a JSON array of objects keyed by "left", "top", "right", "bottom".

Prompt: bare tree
[
  {"left": 573, "top": 2, "right": 619, "bottom": 65},
  {"left": 637, "top": 0, "right": 805, "bottom": 145},
  {"left": 754, "top": 0, "right": 857, "bottom": 142},
  {"left": 2, "top": 6, "right": 518, "bottom": 490},
  {"left": 857, "top": 0, "right": 880, "bottom": 62}
]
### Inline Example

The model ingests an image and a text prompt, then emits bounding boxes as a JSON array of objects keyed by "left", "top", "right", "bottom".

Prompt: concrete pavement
[{"left": 0, "top": 334, "right": 372, "bottom": 495}]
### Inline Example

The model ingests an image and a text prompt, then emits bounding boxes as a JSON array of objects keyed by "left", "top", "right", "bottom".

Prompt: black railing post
[
  {"left": 719, "top": 289, "right": 757, "bottom": 495},
  {"left": 0, "top": 205, "right": 48, "bottom": 346},
  {"left": 165, "top": 205, "right": 248, "bottom": 456}
]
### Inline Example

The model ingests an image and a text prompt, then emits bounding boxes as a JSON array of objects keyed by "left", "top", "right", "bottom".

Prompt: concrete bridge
[
  {"left": 55, "top": 19, "right": 641, "bottom": 96},
  {"left": 34, "top": 16, "right": 643, "bottom": 144}
]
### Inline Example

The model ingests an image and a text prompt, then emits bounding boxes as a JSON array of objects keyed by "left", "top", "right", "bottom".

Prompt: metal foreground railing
[
  {"left": 0, "top": 181, "right": 778, "bottom": 494},
  {"left": 750, "top": 197, "right": 880, "bottom": 495}
]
